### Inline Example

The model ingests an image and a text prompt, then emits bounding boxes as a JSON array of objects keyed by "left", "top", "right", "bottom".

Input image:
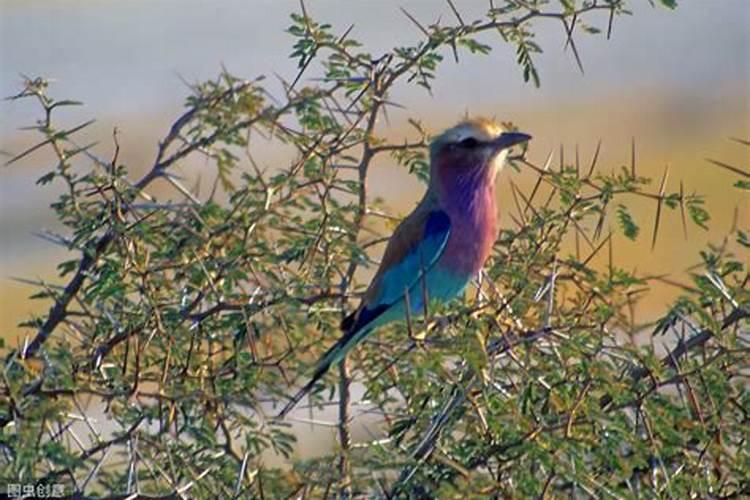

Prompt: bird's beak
[{"left": 491, "top": 131, "right": 532, "bottom": 151}]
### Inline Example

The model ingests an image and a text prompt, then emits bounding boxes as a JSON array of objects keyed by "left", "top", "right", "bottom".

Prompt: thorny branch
[{"left": 4, "top": 1, "right": 747, "bottom": 498}]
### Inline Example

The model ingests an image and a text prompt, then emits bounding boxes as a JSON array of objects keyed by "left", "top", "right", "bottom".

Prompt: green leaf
[
  {"left": 616, "top": 204, "right": 639, "bottom": 240},
  {"left": 36, "top": 171, "right": 55, "bottom": 185},
  {"left": 737, "top": 230, "right": 750, "bottom": 248},
  {"left": 687, "top": 197, "right": 710, "bottom": 229}
]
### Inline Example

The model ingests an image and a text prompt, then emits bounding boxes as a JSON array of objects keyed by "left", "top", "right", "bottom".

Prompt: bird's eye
[{"left": 458, "top": 137, "right": 479, "bottom": 149}]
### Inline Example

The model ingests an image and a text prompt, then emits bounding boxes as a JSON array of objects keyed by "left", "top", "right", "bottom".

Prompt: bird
[{"left": 277, "top": 117, "right": 531, "bottom": 418}]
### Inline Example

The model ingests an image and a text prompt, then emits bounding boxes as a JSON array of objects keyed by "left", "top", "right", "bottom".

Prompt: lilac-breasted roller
[{"left": 278, "top": 118, "right": 531, "bottom": 417}]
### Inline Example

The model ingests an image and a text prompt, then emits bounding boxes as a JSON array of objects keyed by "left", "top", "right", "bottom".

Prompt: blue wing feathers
[
  {"left": 277, "top": 210, "right": 452, "bottom": 418},
  {"left": 343, "top": 303, "right": 388, "bottom": 335},
  {"left": 424, "top": 209, "right": 451, "bottom": 240},
  {"left": 374, "top": 210, "right": 451, "bottom": 306}
]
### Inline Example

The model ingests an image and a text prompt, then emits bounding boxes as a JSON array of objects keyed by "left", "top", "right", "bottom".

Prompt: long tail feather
[{"left": 276, "top": 325, "right": 369, "bottom": 418}]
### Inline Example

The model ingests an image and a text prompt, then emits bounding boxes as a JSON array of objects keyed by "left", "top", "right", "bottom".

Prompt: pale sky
[{"left": 1, "top": 0, "right": 748, "bottom": 135}]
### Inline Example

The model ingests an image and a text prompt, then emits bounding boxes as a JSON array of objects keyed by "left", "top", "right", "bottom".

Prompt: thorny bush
[{"left": 1, "top": 1, "right": 748, "bottom": 498}]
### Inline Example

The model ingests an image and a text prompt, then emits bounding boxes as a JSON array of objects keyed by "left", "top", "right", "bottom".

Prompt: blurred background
[{"left": 1, "top": 0, "right": 748, "bottom": 342}]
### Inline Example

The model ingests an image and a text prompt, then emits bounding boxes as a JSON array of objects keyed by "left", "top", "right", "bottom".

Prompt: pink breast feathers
[{"left": 441, "top": 186, "right": 498, "bottom": 276}]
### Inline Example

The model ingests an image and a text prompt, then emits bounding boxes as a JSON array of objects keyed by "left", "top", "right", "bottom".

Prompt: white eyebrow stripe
[
  {"left": 451, "top": 126, "right": 500, "bottom": 143},
  {"left": 454, "top": 128, "right": 476, "bottom": 142},
  {"left": 455, "top": 126, "right": 482, "bottom": 141}
]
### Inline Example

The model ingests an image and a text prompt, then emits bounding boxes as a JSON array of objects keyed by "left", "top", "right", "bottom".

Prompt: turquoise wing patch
[{"left": 374, "top": 210, "right": 451, "bottom": 306}]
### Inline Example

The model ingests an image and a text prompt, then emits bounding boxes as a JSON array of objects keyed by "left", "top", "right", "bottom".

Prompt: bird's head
[{"left": 428, "top": 117, "right": 531, "bottom": 194}]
